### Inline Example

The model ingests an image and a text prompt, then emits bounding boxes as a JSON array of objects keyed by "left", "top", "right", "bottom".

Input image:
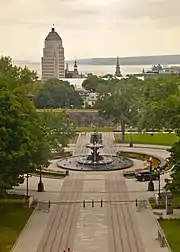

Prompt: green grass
[
  {"left": 76, "top": 127, "right": 114, "bottom": 132},
  {"left": 159, "top": 219, "right": 180, "bottom": 252},
  {"left": 172, "top": 194, "right": 180, "bottom": 208},
  {"left": 0, "top": 203, "right": 33, "bottom": 252},
  {"left": 114, "top": 133, "right": 178, "bottom": 146}
]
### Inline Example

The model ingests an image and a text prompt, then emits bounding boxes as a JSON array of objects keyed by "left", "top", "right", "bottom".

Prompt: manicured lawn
[
  {"left": 173, "top": 194, "right": 180, "bottom": 208},
  {"left": 159, "top": 219, "right": 180, "bottom": 252},
  {"left": 114, "top": 133, "right": 178, "bottom": 146},
  {"left": 76, "top": 127, "right": 115, "bottom": 132},
  {"left": 0, "top": 203, "right": 33, "bottom": 252}
]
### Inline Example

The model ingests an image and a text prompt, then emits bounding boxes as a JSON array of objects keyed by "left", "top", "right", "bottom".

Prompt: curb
[
  {"left": 10, "top": 207, "right": 37, "bottom": 252},
  {"left": 114, "top": 144, "right": 170, "bottom": 151}
]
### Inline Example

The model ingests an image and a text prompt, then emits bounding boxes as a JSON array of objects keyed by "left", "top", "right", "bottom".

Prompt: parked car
[{"left": 135, "top": 171, "right": 159, "bottom": 181}]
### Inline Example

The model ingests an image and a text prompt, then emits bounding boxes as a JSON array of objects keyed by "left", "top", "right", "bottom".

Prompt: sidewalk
[
  {"left": 125, "top": 177, "right": 169, "bottom": 252},
  {"left": 11, "top": 208, "right": 54, "bottom": 252},
  {"left": 10, "top": 135, "right": 172, "bottom": 252},
  {"left": 115, "top": 143, "right": 170, "bottom": 150},
  {"left": 11, "top": 176, "right": 65, "bottom": 252}
]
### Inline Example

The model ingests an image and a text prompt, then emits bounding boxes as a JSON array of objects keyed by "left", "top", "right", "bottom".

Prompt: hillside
[{"left": 67, "top": 54, "right": 180, "bottom": 65}]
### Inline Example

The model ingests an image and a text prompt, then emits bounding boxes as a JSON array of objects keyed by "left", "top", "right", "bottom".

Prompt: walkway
[{"left": 11, "top": 132, "right": 170, "bottom": 252}]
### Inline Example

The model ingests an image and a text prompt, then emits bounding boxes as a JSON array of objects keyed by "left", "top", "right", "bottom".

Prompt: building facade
[
  {"left": 65, "top": 61, "right": 85, "bottom": 78},
  {"left": 41, "top": 27, "right": 65, "bottom": 80}
]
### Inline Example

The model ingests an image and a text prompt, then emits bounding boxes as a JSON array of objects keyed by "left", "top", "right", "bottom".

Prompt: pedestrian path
[
  {"left": 73, "top": 174, "right": 108, "bottom": 252},
  {"left": 11, "top": 133, "right": 172, "bottom": 252},
  {"left": 11, "top": 207, "right": 53, "bottom": 252}
]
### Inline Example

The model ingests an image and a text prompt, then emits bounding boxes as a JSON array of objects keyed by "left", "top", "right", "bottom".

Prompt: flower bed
[
  {"left": 120, "top": 151, "right": 167, "bottom": 178},
  {"left": 148, "top": 196, "right": 165, "bottom": 209},
  {"left": 118, "top": 151, "right": 161, "bottom": 167},
  {"left": 33, "top": 169, "right": 66, "bottom": 179}
]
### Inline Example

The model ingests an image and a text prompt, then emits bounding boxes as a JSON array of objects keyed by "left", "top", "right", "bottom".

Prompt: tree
[
  {"left": 165, "top": 139, "right": 180, "bottom": 193},
  {"left": 0, "top": 56, "right": 38, "bottom": 91},
  {"left": 82, "top": 74, "right": 106, "bottom": 92},
  {"left": 38, "top": 110, "right": 76, "bottom": 156},
  {"left": 0, "top": 84, "right": 46, "bottom": 196},
  {"left": 35, "top": 78, "right": 83, "bottom": 109},
  {"left": 138, "top": 76, "right": 180, "bottom": 131},
  {"left": 96, "top": 77, "right": 142, "bottom": 141},
  {"left": 140, "top": 77, "right": 180, "bottom": 193}
]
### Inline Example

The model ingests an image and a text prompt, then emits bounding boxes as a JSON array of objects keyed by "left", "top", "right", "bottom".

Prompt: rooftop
[{"left": 45, "top": 27, "right": 62, "bottom": 41}]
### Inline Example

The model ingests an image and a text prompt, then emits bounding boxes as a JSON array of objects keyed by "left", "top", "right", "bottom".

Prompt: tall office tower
[{"left": 41, "top": 27, "right": 65, "bottom": 80}]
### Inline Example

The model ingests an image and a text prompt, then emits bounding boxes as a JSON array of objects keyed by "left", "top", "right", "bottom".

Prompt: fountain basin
[
  {"left": 77, "top": 155, "right": 113, "bottom": 166},
  {"left": 57, "top": 155, "right": 134, "bottom": 172}
]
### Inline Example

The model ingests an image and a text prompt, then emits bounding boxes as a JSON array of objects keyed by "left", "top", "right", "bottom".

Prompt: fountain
[
  {"left": 77, "top": 131, "right": 113, "bottom": 166},
  {"left": 58, "top": 131, "right": 133, "bottom": 171}
]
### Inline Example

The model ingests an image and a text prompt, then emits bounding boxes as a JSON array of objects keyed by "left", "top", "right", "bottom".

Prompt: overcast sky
[{"left": 0, "top": 0, "right": 180, "bottom": 62}]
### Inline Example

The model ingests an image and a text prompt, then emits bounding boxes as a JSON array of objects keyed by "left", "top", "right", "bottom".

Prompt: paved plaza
[{"left": 11, "top": 133, "right": 170, "bottom": 252}]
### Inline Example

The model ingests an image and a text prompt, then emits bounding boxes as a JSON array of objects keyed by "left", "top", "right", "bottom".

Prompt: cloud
[
  {"left": 0, "top": 0, "right": 180, "bottom": 62},
  {"left": 0, "top": 0, "right": 103, "bottom": 30},
  {"left": 112, "top": 0, "right": 180, "bottom": 27},
  {"left": 1, "top": 0, "right": 180, "bottom": 28}
]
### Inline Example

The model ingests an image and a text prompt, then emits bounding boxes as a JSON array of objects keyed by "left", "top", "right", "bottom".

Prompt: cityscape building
[
  {"left": 65, "top": 61, "right": 84, "bottom": 78},
  {"left": 41, "top": 27, "right": 65, "bottom": 80}
]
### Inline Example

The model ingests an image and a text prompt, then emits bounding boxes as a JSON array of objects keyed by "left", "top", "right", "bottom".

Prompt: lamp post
[
  {"left": 129, "top": 126, "right": 133, "bottom": 147},
  {"left": 148, "top": 157, "right": 154, "bottom": 191},
  {"left": 26, "top": 173, "right": 29, "bottom": 199},
  {"left": 157, "top": 166, "right": 161, "bottom": 199},
  {"left": 37, "top": 166, "right": 44, "bottom": 192}
]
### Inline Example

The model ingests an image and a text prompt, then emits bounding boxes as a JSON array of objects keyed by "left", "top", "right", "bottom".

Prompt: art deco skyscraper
[{"left": 41, "top": 27, "right": 65, "bottom": 80}]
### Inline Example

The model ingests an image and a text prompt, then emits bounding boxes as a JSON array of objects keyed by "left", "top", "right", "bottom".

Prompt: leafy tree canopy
[
  {"left": 165, "top": 138, "right": 180, "bottom": 193},
  {"left": 0, "top": 84, "right": 46, "bottom": 195},
  {"left": 38, "top": 110, "right": 76, "bottom": 154},
  {"left": 138, "top": 76, "right": 180, "bottom": 131},
  {"left": 95, "top": 77, "right": 143, "bottom": 141},
  {"left": 0, "top": 56, "right": 38, "bottom": 90},
  {"left": 35, "top": 78, "right": 83, "bottom": 109},
  {"left": 82, "top": 74, "right": 107, "bottom": 92},
  {"left": 0, "top": 59, "right": 77, "bottom": 196}
]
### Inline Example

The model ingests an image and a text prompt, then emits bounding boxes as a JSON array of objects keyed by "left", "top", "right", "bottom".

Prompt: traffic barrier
[
  {"left": 135, "top": 199, "right": 138, "bottom": 207},
  {"left": 83, "top": 200, "right": 85, "bottom": 208},
  {"left": 92, "top": 199, "right": 94, "bottom": 207}
]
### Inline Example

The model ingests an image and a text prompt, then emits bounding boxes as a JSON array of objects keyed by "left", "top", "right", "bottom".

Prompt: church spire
[
  {"left": 74, "top": 60, "right": 78, "bottom": 73},
  {"left": 115, "top": 56, "right": 121, "bottom": 77}
]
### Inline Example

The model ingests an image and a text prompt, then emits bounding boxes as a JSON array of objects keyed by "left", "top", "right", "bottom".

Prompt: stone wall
[{"left": 67, "top": 111, "right": 115, "bottom": 127}]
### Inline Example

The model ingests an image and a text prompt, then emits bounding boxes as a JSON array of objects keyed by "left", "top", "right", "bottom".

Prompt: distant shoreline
[{"left": 14, "top": 54, "right": 180, "bottom": 66}]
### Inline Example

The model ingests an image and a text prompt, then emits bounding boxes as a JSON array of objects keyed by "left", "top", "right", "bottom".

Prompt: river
[{"left": 14, "top": 62, "right": 180, "bottom": 78}]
